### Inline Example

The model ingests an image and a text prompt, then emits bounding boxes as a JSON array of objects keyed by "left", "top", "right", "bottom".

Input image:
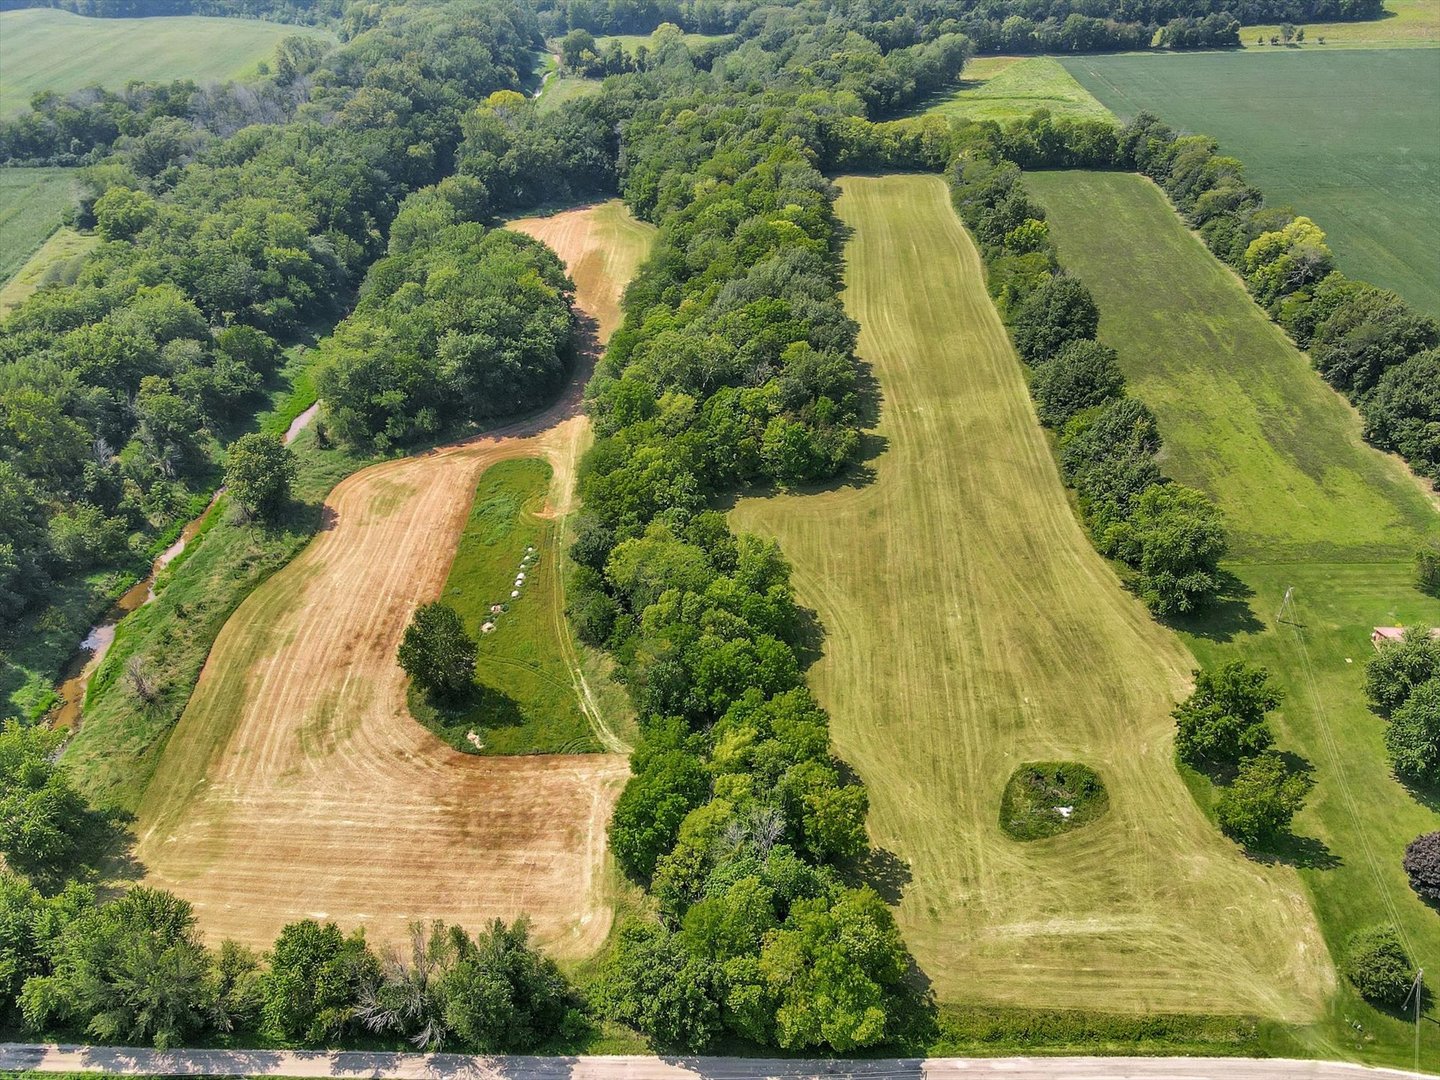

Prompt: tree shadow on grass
[
  {"left": 26, "top": 805, "right": 146, "bottom": 898},
  {"left": 1162, "top": 568, "right": 1264, "bottom": 643},
  {"left": 846, "top": 846, "right": 914, "bottom": 906},
  {"left": 408, "top": 681, "right": 528, "bottom": 753}
]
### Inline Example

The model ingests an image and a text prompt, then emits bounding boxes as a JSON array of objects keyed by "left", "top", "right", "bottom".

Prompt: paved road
[{"left": 0, "top": 1046, "right": 1429, "bottom": 1080}]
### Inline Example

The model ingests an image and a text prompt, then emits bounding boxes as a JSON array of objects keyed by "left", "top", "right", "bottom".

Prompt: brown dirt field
[{"left": 132, "top": 202, "right": 653, "bottom": 955}]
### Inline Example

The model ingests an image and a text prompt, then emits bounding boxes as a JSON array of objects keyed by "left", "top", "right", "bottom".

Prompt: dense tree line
[
  {"left": 0, "top": 0, "right": 542, "bottom": 637},
  {"left": 535, "top": 0, "right": 1380, "bottom": 53}
]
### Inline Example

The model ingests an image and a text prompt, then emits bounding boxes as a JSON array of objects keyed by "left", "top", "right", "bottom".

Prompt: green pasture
[
  {"left": 537, "top": 74, "right": 602, "bottom": 114},
  {"left": 0, "top": 167, "right": 79, "bottom": 284},
  {"left": 1028, "top": 168, "right": 1440, "bottom": 1067},
  {"left": 594, "top": 31, "right": 727, "bottom": 56},
  {"left": 917, "top": 56, "right": 1112, "bottom": 123},
  {"left": 0, "top": 9, "right": 333, "bottom": 116},
  {"left": 1063, "top": 49, "right": 1440, "bottom": 316},
  {"left": 413, "top": 457, "right": 597, "bottom": 756},
  {"left": 0, "top": 226, "right": 97, "bottom": 316},
  {"left": 1242, "top": 0, "right": 1440, "bottom": 47},
  {"left": 732, "top": 173, "right": 1332, "bottom": 1022}
]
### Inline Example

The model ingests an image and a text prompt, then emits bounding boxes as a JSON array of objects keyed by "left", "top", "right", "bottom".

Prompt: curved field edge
[
  {"left": 62, "top": 202, "right": 650, "bottom": 956},
  {"left": 730, "top": 173, "right": 1332, "bottom": 1020},
  {"left": 1025, "top": 168, "right": 1440, "bottom": 1067}
]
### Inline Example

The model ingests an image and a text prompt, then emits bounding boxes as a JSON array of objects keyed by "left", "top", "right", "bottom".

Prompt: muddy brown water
[{"left": 48, "top": 403, "right": 320, "bottom": 730}]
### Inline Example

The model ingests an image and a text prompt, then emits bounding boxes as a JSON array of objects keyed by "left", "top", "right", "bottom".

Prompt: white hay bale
[{"left": 511, "top": 590, "right": 520, "bottom": 598}]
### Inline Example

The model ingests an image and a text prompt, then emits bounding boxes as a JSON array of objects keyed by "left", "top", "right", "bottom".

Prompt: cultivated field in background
[
  {"left": 132, "top": 201, "right": 652, "bottom": 953},
  {"left": 0, "top": 9, "right": 334, "bottom": 117},
  {"left": 1029, "top": 169, "right": 1440, "bottom": 1066},
  {"left": 1063, "top": 49, "right": 1440, "bottom": 316},
  {"left": 731, "top": 174, "right": 1332, "bottom": 1019}
]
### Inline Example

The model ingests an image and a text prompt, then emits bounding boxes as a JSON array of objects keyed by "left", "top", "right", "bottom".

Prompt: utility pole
[{"left": 1404, "top": 967, "right": 1424, "bottom": 1076}]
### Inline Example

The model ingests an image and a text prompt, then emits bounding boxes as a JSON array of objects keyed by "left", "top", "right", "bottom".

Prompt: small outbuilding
[{"left": 1372, "top": 626, "right": 1440, "bottom": 649}]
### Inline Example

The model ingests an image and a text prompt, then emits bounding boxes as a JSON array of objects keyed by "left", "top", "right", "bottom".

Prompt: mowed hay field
[
  {"left": 731, "top": 174, "right": 1332, "bottom": 1018},
  {"left": 1241, "top": 0, "right": 1440, "bottom": 48},
  {"left": 1063, "top": 49, "right": 1440, "bottom": 316},
  {"left": 0, "top": 9, "right": 333, "bottom": 117},
  {"left": 918, "top": 56, "right": 1112, "bottom": 123},
  {"left": 0, "top": 167, "right": 80, "bottom": 284},
  {"left": 1028, "top": 170, "right": 1440, "bottom": 1065},
  {"left": 133, "top": 201, "right": 652, "bottom": 954}
]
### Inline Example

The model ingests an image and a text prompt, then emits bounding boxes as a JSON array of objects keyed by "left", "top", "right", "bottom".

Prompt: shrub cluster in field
[
  {"left": 1171, "top": 661, "right": 1316, "bottom": 848},
  {"left": 997, "top": 761, "right": 1108, "bottom": 841},
  {"left": 1122, "top": 113, "right": 1440, "bottom": 489},
  {"left": 1365, "top": 631, "right": 1440, "bottom": 923}
]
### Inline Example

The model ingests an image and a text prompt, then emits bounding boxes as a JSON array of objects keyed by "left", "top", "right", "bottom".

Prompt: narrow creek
[{"left": 48, "top": 402, "right": 321, "bottom": 729}]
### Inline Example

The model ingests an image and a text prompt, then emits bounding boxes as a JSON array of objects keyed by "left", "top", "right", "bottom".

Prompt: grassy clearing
[
  {"left": 731, "top": 173, "right": 1331, "bottom": 1020},
  {"left": 0, "top": 226, "right": 97, "bottom": 316},
  {"left": 1063, "top": 49, "right": 1440, "bottom": 316},
  {"left": 1028, "top": 168, "right": 1440, "bottom": 1067},
  {"left": 537, "top": 74, "right": 603, "bottom": 114},
  {"left": 595, "top": 31, "right": 727, "bottom": 56},
  {"left": 917, "top": 56, "right": 1112, "bottom": 123},
  {"left": 1242, "top": 0, "right": 1440, "bottom": 47},
  {"left": 414, "top": 457, "right": 598, "bottom": 755},
  {"left": 0, "top": 9, "right": 333, "bottom": 117},
  {"left": 0, "top": 167, "right": 79, "bottom": 284}
]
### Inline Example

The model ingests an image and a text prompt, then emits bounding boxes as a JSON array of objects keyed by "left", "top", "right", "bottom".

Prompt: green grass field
[
  {"left": 1063, "top": 49, "right": 1440, "bottom": 316},
  {"left": 1028, "top": 169, "right": 1440, "bottom": 1067},
  {"left": 0, "top": 9, "right": 333, "bottom": 117},
  {"left": 731, "top": 173, "right": 1332, "bottom": 1021},
  {"left": 594, "top": 31, "right": 727, "bottom": 56},
  {"left": 917, "top": 56, "right": 1112, "bottom": 123},
  {"left": 0, "top": 167, "right": 80, "bottom": 284},
  {"left": 1242, "top": 0, "right": 1439, "bottom": 47},
  {"left": 0, "top": 226, "right": 97, "bottom": 316},
  {"left": 537, "top": 74, "right": 602, "bottom": 114},
  {"left": 414, "top": 457, "right": 598, "bottom": 755}
]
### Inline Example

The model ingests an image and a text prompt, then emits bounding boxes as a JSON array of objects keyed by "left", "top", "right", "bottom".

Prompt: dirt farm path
[
  {"left": 731, "top": 176, "right": 1332, "bottom": 1018},
  {"left": 131, "top": 202, "right": 653, "bottom": 956}
]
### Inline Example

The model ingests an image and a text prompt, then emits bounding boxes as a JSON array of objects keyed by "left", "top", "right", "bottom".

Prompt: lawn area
[
  {"left": 731, "top": 173, "right": 1331, "bottom": 1021},
  {"left": 537, "top": 74, "right": 603, "bottom": 114},
  {"left": 1063, "top": 49, "right": 1440, "bottom": 316},
  {"left": 1028, "top": 168, "right": 1440, "bottom": 1067},
  {"left": 917, "top": 56, "right": 1112, "bottom": 123},
  {"left": 0, "top": 225, "right": 97, "bottom": 316},
  {"left": 0, "top": 167, "right": 80, "bottom": 284},
  {"left": 1242, "top": 0, "right": 1439, "bottom": 47},
  {"left": 0, "top": 9, "right": 334, "bottom": 117},
  {"left": 414, "top": 457, "right": 598, "bottom": 755},
  {"left": 595, "top": 30, "right": 727, "bottom": 55}
]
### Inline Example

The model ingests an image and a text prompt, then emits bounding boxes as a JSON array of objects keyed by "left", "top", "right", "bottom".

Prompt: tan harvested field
[
  {"left": 730, "top": 175, "right": 1333, "bottom": 1018},
  {"left": 134, "top": 201, "right": 652, "bottom": 955}
]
